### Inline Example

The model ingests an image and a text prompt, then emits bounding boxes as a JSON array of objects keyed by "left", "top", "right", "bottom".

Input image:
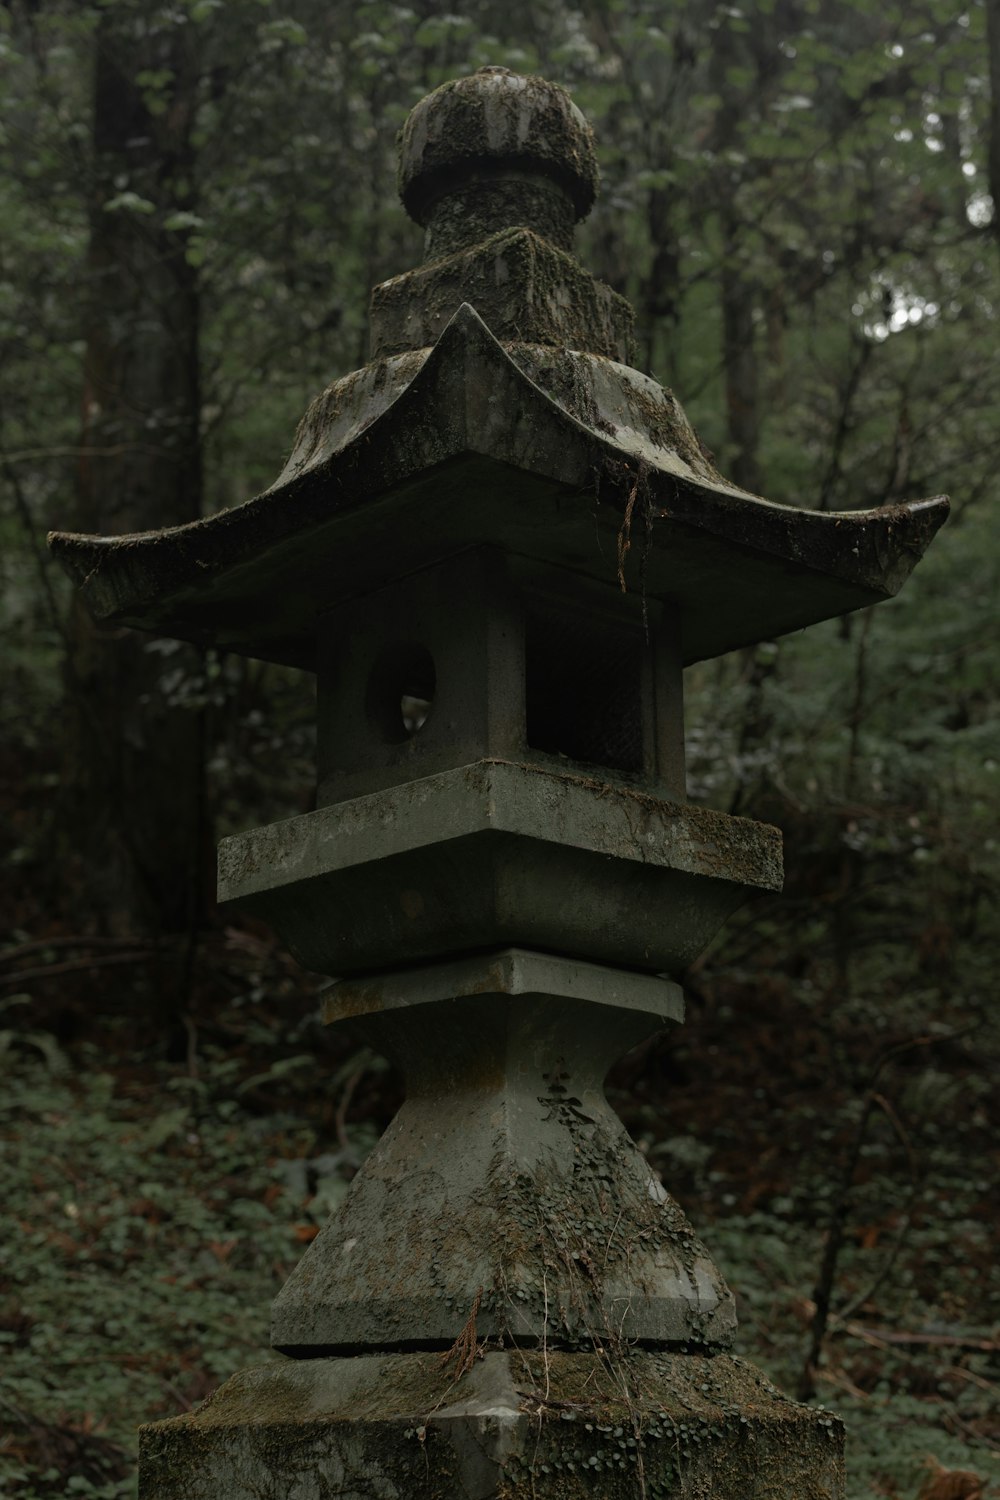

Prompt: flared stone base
[
  {"left": 273, "top": 950, "right": 733, "bottom": 1355},
  {"left": 138, "top": 1349, "right": 844, "bottom": 1499}
]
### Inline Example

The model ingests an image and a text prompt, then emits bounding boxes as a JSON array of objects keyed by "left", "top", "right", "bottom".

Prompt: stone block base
[{"left": 139, "top": 1349, "right": 844, "bottom": 1499}]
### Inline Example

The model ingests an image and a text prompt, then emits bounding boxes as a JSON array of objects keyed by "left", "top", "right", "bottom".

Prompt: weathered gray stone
[
  {"left": 370, "top": 226, "right": 635, "bottom": 360},
  {"left": 47, "top": 303, "right": 947, "bottom": 671},
  {"left": 271, "top": 948, "right": 728, "bottom": 1354},
  {"left": 322, "top": 947, "right": 684, "bottom": 1025},
  {"left": 138, "top": 1350, "right": 845, "bottom": 1500},
  {"left": 217, "top": 758, "right": 782, "bottom": 977},
  {"left": 315, "top": 546, "right": 687, "bottom": 805},
  {"left": 398, "top": 67, "right": 600, "bottom": 249},
  {"left": 378, "top": 68, "right": 633, "bottom": 356}
]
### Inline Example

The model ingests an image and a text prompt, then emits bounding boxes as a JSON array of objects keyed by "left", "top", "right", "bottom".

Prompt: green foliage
[
  {"left": 612, "top": 946, "right": 999, "bottom": 1493},
  {"left": 2, "top": 979, "right": 995, "bottom": 1498},
  {"left": 0, "top": 1040, "right": 378, "bottom": 1499}
]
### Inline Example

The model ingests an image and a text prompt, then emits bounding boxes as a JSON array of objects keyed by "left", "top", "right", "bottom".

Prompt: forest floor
[{"left": 1, "top": 905, "right": 997, "bottom": 1500}]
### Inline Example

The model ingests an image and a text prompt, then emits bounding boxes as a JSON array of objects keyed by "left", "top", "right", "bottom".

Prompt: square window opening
[{"left": 525, "top": 608, "right": 645, "bottom": 774}]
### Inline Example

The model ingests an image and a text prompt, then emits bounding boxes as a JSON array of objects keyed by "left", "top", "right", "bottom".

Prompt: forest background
[{"left": 1, "top": 0, "right": 999, "bottom": 1496}]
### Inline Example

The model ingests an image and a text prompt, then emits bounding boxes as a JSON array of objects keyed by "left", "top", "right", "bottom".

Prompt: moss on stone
[
  {"left": 398, "top": 69, "right": 599, "bottom": 226},
  {"left": 370, "top": 226, "right": 634, "bottom": 361},
  {"left": 138, "top": 1351, "right": 844, "bottom": 1499}
]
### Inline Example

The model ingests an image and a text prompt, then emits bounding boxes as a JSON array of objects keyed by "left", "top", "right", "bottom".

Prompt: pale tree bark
[
  {"left": 61, "top": 5, "right": 207, "bottom": 939},
  {"left": 719, "top": 209, "right": 762, "bottom": 495},
  {"left": 709, "top": 9, "right": 763, "bottom": 496},
  {"left": 987, "top": 0, "right": 1000, "bottom": 260}
]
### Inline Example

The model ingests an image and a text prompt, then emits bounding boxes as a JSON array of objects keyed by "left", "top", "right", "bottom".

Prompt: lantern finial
[{"left": 398, "top": 67, "right": 599, "bottom": 260}]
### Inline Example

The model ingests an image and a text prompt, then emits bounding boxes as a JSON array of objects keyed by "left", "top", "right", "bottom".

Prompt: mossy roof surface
[{"left": 48, "top": 304, "right": 948, "bottom": 670}]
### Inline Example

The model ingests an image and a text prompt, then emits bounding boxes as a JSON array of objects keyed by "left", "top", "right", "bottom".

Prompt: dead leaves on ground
[{"left": 917, "top": 1455, "right": 987, "bottom": 1500}]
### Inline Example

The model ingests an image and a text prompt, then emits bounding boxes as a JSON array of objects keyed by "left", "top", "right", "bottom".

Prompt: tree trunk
[
  {"left": 987, "top": 0, "right": 1000, "bottom": 261},
  {"left": 720, "top": 208, "right": 762, "bottom": 494},
  {"left": 61, "top": 7, "right": 206, "bottom": 937},
  {"left": 709, "top": 10, "right": 763, "bottom": 496}
]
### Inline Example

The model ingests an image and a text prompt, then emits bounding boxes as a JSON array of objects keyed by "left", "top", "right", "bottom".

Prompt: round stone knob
[{"left": 399, "top": 67, "right": 600, "bottom": 259}]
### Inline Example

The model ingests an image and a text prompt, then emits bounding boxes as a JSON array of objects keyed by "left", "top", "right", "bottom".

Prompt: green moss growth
[
  {"left": 138, "top": 1350, "right": 844, "bottom": 1499},
  {"left": 370, "top": 227, "right": 634, "bottom": 361}
]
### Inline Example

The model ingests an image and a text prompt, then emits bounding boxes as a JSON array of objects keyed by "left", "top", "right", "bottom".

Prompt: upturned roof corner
[{"left": 49, "top": 66, "right": 948, "bottom": 668}]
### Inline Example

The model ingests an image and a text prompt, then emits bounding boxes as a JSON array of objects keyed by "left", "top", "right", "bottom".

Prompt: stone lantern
[{"left": 51, "top": 66, "right": 946, "bottom": 1500}]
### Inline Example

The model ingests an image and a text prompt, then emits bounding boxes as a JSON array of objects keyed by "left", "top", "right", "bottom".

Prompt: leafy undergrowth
[
  {"left": 610, "top": 962, "right": 1000, "bottom": 1499},
  {"left": 1, "top": 930, "right": 997, "bottom": 1499}
]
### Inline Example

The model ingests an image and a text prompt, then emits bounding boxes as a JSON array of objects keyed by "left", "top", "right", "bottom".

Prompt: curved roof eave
[{"left": 49, "top": 303, "right": 949, "bottom": 669}]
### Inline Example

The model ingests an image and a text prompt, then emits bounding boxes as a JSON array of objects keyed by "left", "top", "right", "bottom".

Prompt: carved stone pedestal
[
  {"left": 270, "top": 949, "right": 732, "bottom": 1355},
  {"left": 139, "top": 1350, "right": 844, "bottom": 1500}
]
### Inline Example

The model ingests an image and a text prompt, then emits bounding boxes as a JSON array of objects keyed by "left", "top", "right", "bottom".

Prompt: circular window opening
[
  {"left": 401, "top": 691, "right": 432, "bottom": 734},
  {"left": 366, "top": 643, "right": 436, "bottom": 745}
]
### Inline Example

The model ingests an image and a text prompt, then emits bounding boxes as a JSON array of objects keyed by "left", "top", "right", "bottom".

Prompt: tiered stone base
[{"left": 139, "top": 1349, "right": 844, "bottom": 1499}]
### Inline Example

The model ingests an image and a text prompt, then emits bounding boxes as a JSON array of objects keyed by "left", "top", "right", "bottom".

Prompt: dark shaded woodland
[{"left": 1, "top": 2, "right": 998, "bottom": 1496}]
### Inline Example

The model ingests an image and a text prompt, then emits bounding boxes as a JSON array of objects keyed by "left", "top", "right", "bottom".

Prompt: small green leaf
[{"left": 103, "top": 191, "right": 157, "bottom": 216}]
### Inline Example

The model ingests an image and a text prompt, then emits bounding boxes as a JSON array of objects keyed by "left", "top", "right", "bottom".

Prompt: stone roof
[{"left": 49, "top": 67, "right": 947, "bottom": 667}]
